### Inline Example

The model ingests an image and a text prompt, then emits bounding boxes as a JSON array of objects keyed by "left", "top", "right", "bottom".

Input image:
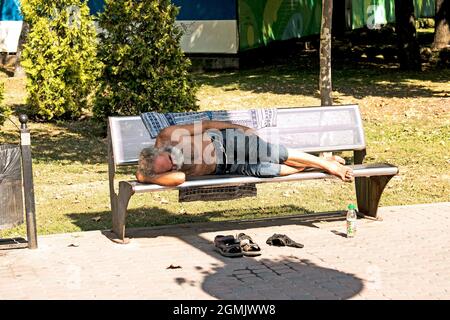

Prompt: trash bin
[{"left": 0, "top": 144, "right": 24, "bottom": 230}]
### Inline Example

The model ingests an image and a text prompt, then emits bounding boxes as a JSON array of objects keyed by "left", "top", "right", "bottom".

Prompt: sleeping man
[{"left": 135, "top": 120, "right": 354, "bottom": 186}]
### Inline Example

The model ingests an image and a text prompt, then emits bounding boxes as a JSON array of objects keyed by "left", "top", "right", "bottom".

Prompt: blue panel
[
  {"left": 0, "top": 0, "right": 22, "bottom": 21},
  {"left": 83, "top": 0, "right": 237, "bottom": 20},
  {"left": 88, "top": 0, "right": 104, "bottom": 15},
  {"left": 0, "top": 0, "right": 237, "bottom": 21},
  {"left": 172, "top": 0, "right": 236, "bottom": 20}
]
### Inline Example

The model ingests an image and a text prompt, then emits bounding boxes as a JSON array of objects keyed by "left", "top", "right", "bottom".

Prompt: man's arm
[
  {"left": 136, "top": 171, "right": 186, "bottom": 186},
  {"left": 204, "top": 120, "right": 254, "bottom": 132},
  {"left": 156, "top": 120, "right": 256, "bottom": 145}
]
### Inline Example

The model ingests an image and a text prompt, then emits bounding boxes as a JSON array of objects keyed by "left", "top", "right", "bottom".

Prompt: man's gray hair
[{"left": 137, "top": 147, "right": 159, "bottom": 177}]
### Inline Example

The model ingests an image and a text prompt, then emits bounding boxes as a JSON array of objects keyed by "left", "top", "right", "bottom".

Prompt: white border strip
[
  {"left": 0, "top": 20, "right": 22, "bottom": 52},
  {"left": 176, "top": 20, "right": 238, "bottom": 54}
]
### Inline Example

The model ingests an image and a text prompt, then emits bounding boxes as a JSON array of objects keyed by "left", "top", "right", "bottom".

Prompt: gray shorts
[{"left": 208, "top": 128, "right": 289, "bottom": 178}]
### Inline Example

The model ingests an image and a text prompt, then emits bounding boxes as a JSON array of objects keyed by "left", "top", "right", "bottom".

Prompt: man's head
[{"left": 137, "top": 145, "right": 184, "bottom": 177}]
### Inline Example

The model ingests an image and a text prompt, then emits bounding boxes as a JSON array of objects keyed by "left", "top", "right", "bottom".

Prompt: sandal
[
  {"left": 236, "top": 233, "right": 261, "bottom": 257},
  {"left": 214, "top": 235, "right": 243, "bottom": 258},
  {"left": 266, "top": 234, "right": 304, "bottom": 248}
]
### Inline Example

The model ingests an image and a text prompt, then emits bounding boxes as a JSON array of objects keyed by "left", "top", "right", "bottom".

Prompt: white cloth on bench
[
  {"left": 165, "top": 111, "right": 211, "bottom": 125},
  {"left": 210, "top": 108, "right": 277, "bottom": 129},
  {"left": 140, "top": 108, "right": 277, "bottom": 139},
  {"left": 140, "top": 111, "right": 210, "bottom": 138},
  {"left": 140, "top": 112, "right": 171, "bottom": 139}
]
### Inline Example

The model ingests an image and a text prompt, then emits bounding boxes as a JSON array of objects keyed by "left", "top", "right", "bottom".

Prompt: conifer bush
[
  {"left": 94, "top": 0, "right": 198, "bottom": 120},
  {"left": 20, "top": 0, "right": 100, "bottom": 120},
  {"left": 0, "top": 82, "right": 9, "bottom": 126}
]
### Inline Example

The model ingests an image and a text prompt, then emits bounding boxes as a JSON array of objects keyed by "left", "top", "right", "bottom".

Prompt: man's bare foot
[
  {"left": 322, "top": 155, "right": 346, "bottom": 165},
  {"left": 326, "top": 162, "right": 354, "bottom": 182}
]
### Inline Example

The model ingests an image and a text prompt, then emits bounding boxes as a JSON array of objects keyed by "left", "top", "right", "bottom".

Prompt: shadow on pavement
[
  {"left": 67, "top": 204, "right": 316, "bottom": 234},
  {"left": 100, "top": 212, "right": 364, "bottom": 300},
  {"left": 198, "top": 255, "right": 363, "bottom": 300}
]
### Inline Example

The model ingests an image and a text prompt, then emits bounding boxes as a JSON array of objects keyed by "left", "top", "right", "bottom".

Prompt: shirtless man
[{"left": 135, "top": 120, "right": 354, "bottom": 186}]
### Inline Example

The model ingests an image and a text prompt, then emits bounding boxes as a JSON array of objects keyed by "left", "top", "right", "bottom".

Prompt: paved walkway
[{"left": 1, "top": 202, "right": 449, "bottom": 300}]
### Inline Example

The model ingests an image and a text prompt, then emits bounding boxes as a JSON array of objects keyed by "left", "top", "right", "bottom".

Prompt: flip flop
[
  {"left": 214, "top": 235, "right": 243, "bottom": 258},
  {"left": 236, "top": 233, "right": 261, "bottom": 257},
  {"left": 266, "top": 234, "right": 304, "bottom": 248}
]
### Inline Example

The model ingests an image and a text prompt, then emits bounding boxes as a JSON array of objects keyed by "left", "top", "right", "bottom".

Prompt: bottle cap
[{"left": 348, "top": 204, "right": 356, "bottom": 210}]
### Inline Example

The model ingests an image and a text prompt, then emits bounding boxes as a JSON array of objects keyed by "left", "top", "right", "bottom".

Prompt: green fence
[
  {"left": 238, "top": 0, "right": 436, "bottom": 51},
  {"left": 351, "top": 0, "right": 435, "bottom": 29},
  {"left": 238, "top": 0, "right": 322, "bottom": 51}
]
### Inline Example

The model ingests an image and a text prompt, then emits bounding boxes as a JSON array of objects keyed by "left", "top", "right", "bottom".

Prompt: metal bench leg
[
  {"left": 112, "top": 182, "right": 134, "bottom": 243},
  {"left": 355, "top": 175, "right": 394, "bottom": 220}
]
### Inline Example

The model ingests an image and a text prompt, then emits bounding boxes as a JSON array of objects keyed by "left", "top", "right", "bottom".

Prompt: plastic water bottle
[{"left": 346, "top": 204, "right": 357, "bottom": 238}]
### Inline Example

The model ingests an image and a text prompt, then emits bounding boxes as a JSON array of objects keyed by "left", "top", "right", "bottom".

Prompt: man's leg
[
  {"left": 235, "top": 132, "right": 353, "bottom": 181},
  {"left": 278, "top": 165, "right": 305, "bottom": 176},
  {"left": 284, "top": 156, "right": 345, "bottom": 168},
  {"left": 321, "top": 154, "right": 346, "bottom": 164},
  {"left": 229, "top": 163, "right": 298, "bottom": 178},
  {"left": 283, "top": 149, "right": 354, "bottom": 182}
]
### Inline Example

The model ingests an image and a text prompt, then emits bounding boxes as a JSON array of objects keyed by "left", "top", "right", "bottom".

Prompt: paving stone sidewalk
[{"left": 1, "top": 202, "right": 449, "bottom": 300}]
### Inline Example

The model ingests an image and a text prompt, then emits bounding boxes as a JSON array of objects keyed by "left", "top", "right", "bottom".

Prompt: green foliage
[
  {"left": 94, "top": 0, "right": 198, "bottom": 120},
  {"left": 0, "top": 82, "right": 10, "bottom": 126},
  {"left": 20, "top": 0, "right": 101, "bottom": 120}
]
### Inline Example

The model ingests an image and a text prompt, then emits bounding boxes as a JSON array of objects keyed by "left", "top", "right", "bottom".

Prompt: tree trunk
[
  {"left": 395, "top": 0, "right": 421, "bottom": 70},
  {"left": 320, "top": 0, "right": 333, "bottom": 106},
  {"left": 433, "top": 0, "right": 450, "bottom": 50},
  {"left": 319, "top": 0, "right": 333, "bottom": 159},
  {"left": 14, "top": 22, "right": 29, "bottom": 78}
]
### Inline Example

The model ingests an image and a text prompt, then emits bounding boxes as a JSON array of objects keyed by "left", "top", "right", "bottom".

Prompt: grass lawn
[{"left": 1, "top": 42, "right": 449, "bottom": 238}]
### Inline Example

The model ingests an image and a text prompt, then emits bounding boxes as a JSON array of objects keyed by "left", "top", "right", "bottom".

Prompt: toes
[
  {"left": 343, "top": 174, "right": 353, "bottom": 182},
  {"left": 347, "top": 172, "right": 354, "bottom": 181},
  {"left": 344, "top": 168, "right": 354, "bottom": 182}
]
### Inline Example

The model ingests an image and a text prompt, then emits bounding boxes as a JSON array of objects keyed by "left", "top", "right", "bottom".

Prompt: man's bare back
[{"left": 160, "top": 133, "right": 217, "bottom": 176}]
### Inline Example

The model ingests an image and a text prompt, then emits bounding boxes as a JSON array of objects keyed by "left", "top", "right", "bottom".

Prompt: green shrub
[
  {"left": 20, "top": 0, "right": 101, "bottom": 120},
  {"left": 94, "top": 0, "right": 198, "bottom": 121},
  {"left": 0, "top": 82, "right": 10, "bottom": 126}
]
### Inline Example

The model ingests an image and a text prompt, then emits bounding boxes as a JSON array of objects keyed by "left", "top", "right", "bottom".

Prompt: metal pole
[{"left": 19, "top": 114, "right": 38, "bottom": 249}]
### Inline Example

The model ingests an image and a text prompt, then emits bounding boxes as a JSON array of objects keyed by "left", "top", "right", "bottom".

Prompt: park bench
[{"left": 107, "top": 104, "right": 399, "bottom": 243}]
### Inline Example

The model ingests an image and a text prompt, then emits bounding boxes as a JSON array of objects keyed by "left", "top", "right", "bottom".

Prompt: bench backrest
[{"left": 108, "top": 104, "right": 366, "bottom": 166}]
